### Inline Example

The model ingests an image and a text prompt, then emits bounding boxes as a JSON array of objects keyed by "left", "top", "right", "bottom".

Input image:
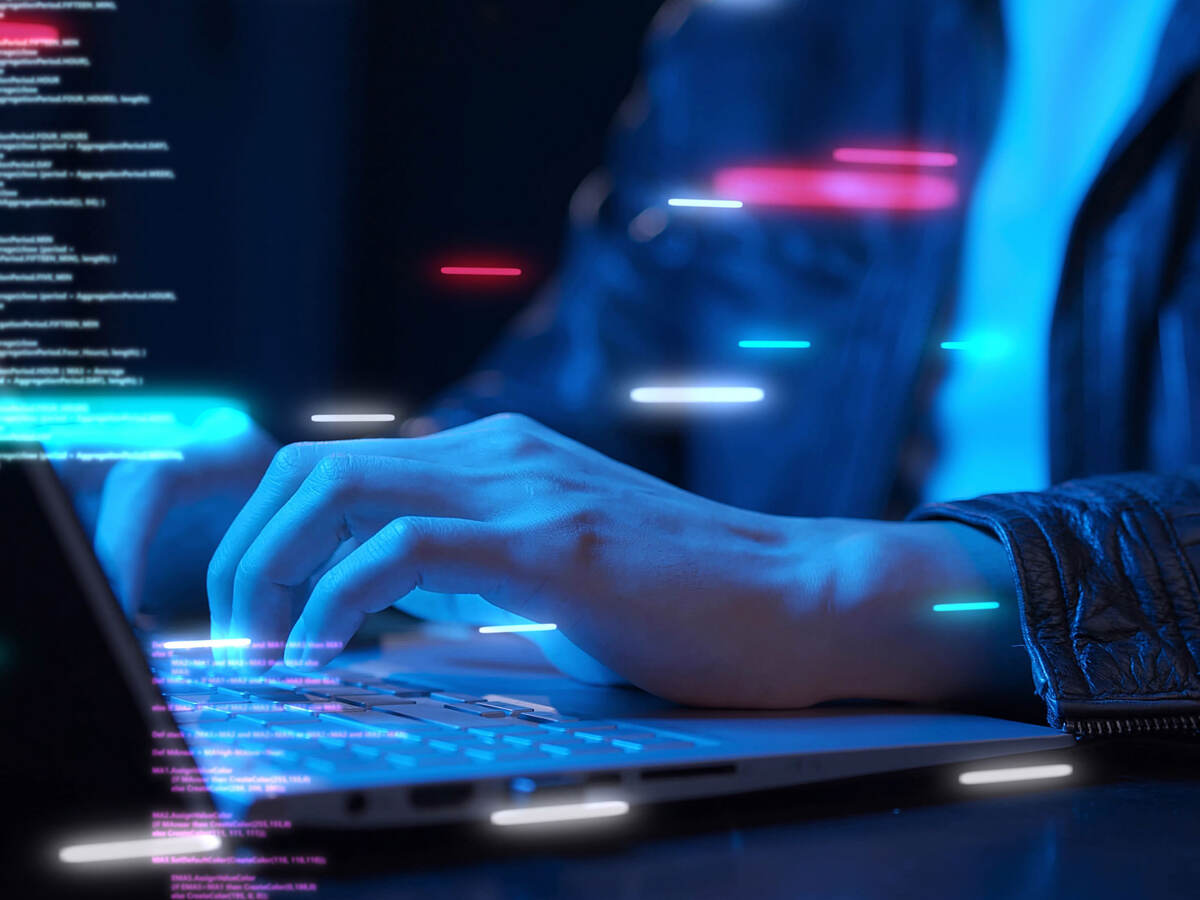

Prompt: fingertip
[{"left": 283, "top": 619, "right": 307, "bottom": 669}]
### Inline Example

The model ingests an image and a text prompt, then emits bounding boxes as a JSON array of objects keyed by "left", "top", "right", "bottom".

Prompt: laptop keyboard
[{"left": 155, "top": 667, "right": 706, "bottom": 776}]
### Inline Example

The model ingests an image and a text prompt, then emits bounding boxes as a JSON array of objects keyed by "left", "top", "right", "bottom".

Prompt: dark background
[{"left": 67, "top": 0, "right": 666, "bottom": 437}]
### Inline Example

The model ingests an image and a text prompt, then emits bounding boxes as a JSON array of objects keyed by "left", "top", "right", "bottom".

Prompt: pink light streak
[
  {"left": 0, "top": 22, "right": 59, "bottom": 46},
  {"left": 440, "top": 266, "right": 523, "bottom": 277},
  {"left": 713, "top": 166, "right": 958, "bottom": 212},
  {"left": 832, "top": 147, "right": 958, "bottom": 168}
]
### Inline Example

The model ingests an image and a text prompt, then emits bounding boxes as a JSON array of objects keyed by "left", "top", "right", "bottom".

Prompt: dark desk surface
[{"left": 306, "top": 738, "right": 1200, "bottom": 900}]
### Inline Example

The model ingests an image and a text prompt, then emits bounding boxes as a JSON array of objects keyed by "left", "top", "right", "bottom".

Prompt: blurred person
[{"left": 87, "top": 0, "right": 1200, "bottom": 728}]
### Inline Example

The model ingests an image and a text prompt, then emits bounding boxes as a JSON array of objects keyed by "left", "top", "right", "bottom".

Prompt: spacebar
[{"left": 390, "top": 704, "right": 522, "bottom": 730}]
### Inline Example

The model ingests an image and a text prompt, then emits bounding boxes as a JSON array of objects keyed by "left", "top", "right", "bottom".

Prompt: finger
[
  {"left": 206, "top": 432, "right": 489, "bottom": 643},
  {"left": 227, "top": 455, "right": 481, "bottom": 656},
  {"left": 208, "top": 416, "right": 541, "bottom": 644},
  {"left": 94, "top": 460, "right": 178, "bottom": 616},
  {"left": 285, "top": 517, "right": 512, "bottom": 667}
]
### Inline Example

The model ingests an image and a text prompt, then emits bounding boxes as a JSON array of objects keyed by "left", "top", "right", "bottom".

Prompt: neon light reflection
[
  {"left": 491, "top": 801, "right": 630, "bottom": 826},
  {"left": 162, "top": 637, "right": 251, "bottom": 650},
  {"left": 932, "top": 601, "right": 1000, "bottom": 612},
  {"left": 0, "top": 23, "right": 59, "bottom": 46},
  {"left": 714, "top": 167, "right": 958, "bottom": 211},
  {"left": 738, "top": 340, "right": 811, "bottom": 349},
  {"left": 630, "top": 387, "right": 764, "bottom": 404},
  {"left": 311, "top": 413, "right": 396, "bottom": 423},
  {"left": 59, "top": 834, "right": 222, "bottom": 864},
  {"left": 440, "top": 266, "right": 523, "bottom": 277},
  {"left": 479, "top": 623, "right": 558, "bottom": 634},
  {"left": 833, "top": 147, "right": 958, "bottom": 168},
  {"left": 667, "top": 198, "right": 744, "bottom": 208},
  {"left": 959, "top": 764, "right": 1073, "bottom": 786}
]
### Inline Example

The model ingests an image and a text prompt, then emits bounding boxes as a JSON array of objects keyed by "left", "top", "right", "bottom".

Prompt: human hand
[
  {"left": 93, "top": 409, "right": 278, "bottom": 618},
  {"left": 209, "top": 413, "right": 1024, "bottom": 707}
]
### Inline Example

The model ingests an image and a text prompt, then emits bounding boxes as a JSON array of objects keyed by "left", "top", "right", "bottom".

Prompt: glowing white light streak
[
  {"left": 59, "top": 834, "right": 222, "bottom": 864},
  {"left": 311, "top": 413, "right": 396, "bottom": 423},
  {"left": 490, "top": 800, "right": 630, "bottom": 826},
  {"left": 932, "top": 601, "right": 1000, "bottom": 612},
  {"left": 958, "top": 764, "right": 1073, "bottom": 786},
  {"left": 478, "top": 623, "right": 558, "bottom": 634},
  {"left": 667, "top": 198, "right": 744, "bottom": 208},
  {"left": 162, "top": 637, "right": 251, "bottom": 650},
  {"left": 630, "top": 386, "right": 764, "bottom": 404}
]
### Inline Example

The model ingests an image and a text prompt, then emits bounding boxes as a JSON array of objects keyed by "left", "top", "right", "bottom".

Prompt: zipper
[{"left": 1060, "top": 714, "right": 1200, "bottom": 736}]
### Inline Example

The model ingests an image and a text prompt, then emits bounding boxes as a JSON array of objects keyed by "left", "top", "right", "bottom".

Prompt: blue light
[
  {"left": 938, "top": 334, "right": 1012, "bottom": 359},
  {"left": 932, "top": 601, "right": 1000, "bottom": 612},
  {"left": 738, "top": 340, "right": 811, "bottom": 349},
  {"left": 5, "top": 394, "right": 252, "bottom": 449},
  {"left": 478, "top": 623, "right": 557, "bottom": 634}
]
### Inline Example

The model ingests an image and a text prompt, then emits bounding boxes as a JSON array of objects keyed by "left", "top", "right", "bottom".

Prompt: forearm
[
  {"left": 821, "top": 520, "right": 1030, "bottom": 707},
  {"left": 911, "top": 469, "right": 1200, "bottom": 731}
]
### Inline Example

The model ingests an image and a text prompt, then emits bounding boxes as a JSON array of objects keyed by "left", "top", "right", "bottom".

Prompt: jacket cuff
[{"left": 910, "top": 470, "right": 1200, "bottom": 731}]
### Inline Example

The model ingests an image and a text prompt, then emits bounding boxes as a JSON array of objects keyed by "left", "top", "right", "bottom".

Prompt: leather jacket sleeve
[{"left": 911, "top": 469, "right": 1200, "bottom": 733}]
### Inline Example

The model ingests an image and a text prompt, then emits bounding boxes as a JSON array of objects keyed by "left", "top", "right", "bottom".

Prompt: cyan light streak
[
  {"left": 0, "top": 395, "right": 251, "bottom": 448},
  {"left": 490, "top": 800, "right": 630, "bottom": 826},
  {"left": 162, "top": 637, "right": 251, "bottom": 650},
  {"left": 932, "top": 601, "right": 1000, "bottom": 612},
  {"left": 631, "top": 386, "right": 764, "bottom": 404},
  {"left": 667, "top": 198, "right": 744, "bottom": 208},
  {"left": 738, "top": 340, "right": 811, "bottom": 349},
  {"left": 959, "top": 764, "right": 1073, "bottom": 786},
  {"left": 939, "top": 334, "right": 1013, "bottom": 358},
  {"left": 59, "top": 834, "right": 221, "bottom": 864},
  {"left": 478, "top": 623, "right": 558, "bottom": 634}
]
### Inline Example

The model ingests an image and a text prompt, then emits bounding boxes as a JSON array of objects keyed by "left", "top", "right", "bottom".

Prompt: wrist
[{"left": 825, "top": 520, "right": 1026, "bottom": 705}]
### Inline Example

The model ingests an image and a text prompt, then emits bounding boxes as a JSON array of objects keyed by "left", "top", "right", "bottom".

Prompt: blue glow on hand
[
  {"left": 193, "top": 406, "right": 253, "bottom": 441},
  {"left": 932, "top": 601, "right": 1001, "bottom": 612},
  {"left": 738, "top": 340, "right": 811, "bottom": 349}
]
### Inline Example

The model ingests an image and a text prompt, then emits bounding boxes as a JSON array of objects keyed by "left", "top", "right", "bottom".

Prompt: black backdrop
[{"left": 70, "top": 0, "right": 665, "bottom": 437}]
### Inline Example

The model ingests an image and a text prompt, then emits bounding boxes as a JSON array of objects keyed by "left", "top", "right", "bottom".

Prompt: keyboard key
[
  {"left": 317, "top": 709, "right": 431, "bottom": 734},
  {"left": 242, "top": 688, "right": 303, "bottom": 702},
  {"left": 443, "top": 703, "right": 507, "bottom": 718},
  {"left": 518, "top": 712, "right": 579, "bottom": 725},
  {"left": 283, "top": 700, "right": 355, "bottom": 715},
  {"left": 234, "top": 710, "right": 317, "bottom": 728},
  {"left": 365, "top": 696, "right": 418, "bottom": 707},
  {"left": 476, "top": 700, "right": 534, "bottom": 714},
  {"left": 391, "top": 703, "right": 522, "bottom": 731},
  {"left": 430, "top": 691, "right": 487, "bottom": 704},
  {"left": 305, "top": 685, "right": 384, "bottom": 699},
  {"left": 611, "top": 738, "right": 697, "bottom": 752}
]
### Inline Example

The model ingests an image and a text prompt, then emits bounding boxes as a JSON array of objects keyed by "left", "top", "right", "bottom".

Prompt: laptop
[{"left": 23, "top": 454, "right": 1074, "bottom": 837}]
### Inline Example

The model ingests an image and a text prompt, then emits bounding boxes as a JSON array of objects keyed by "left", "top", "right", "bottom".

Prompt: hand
[
  {"left": 92, "top": 410, "right": 278, "bottom": 618},
  {"left": 209, "top": 413, "right": 1024, "bottom": 707}
]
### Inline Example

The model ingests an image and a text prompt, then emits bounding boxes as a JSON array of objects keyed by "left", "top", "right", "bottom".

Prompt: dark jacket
[{"left": 427, "top": 0, "right": 1200, "bottom": 732}]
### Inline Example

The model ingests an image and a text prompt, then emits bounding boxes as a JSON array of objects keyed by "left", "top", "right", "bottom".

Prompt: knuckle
[
  {"left": 559, "top": 505, "right": 607, "bottom": 564},
  {"left": 309, "top": 453, "right": 358, "bottom": 492},
  {"left": 207, "top": 541, "right": 236, "bottom": 590},
  {"left": 268, "top": 442, "right": 311, "bottom": 477},
  {"left": 233, "top": 552, "right": 260, "bottom": 587},
  {"left": 383, "top": 516, "right": 422, "bottom": 555}
]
